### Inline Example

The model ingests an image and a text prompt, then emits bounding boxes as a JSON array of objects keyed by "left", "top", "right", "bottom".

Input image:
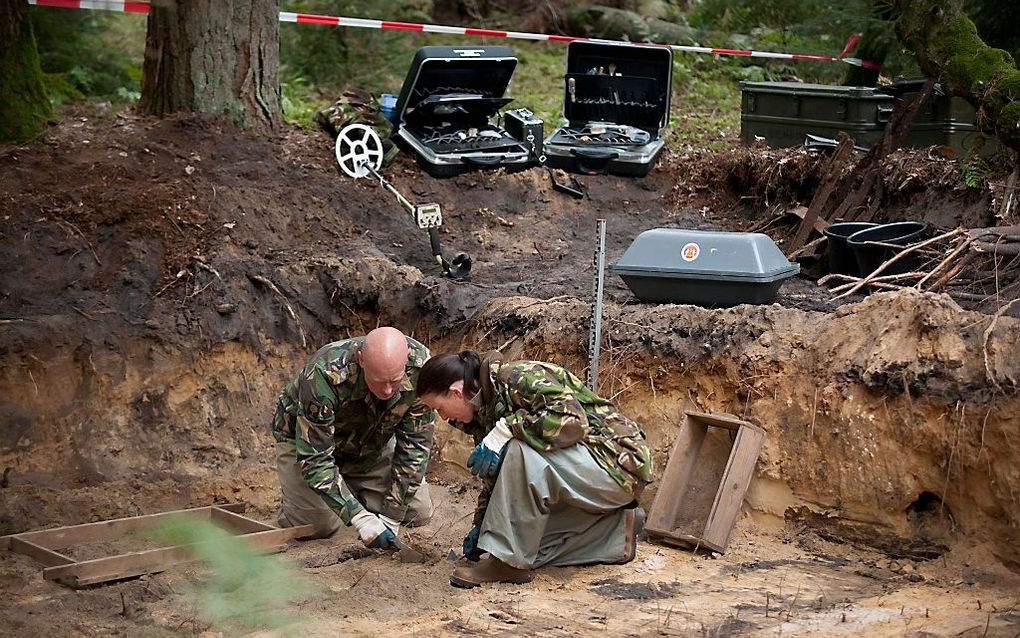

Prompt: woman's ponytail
[{"left": 418, "top": 349, "right": 482, "bottom": 397}]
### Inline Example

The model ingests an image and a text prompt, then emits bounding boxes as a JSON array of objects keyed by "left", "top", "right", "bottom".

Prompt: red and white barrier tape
[{"left": 28, "top": 0, "right": 881, "bottom": 71}]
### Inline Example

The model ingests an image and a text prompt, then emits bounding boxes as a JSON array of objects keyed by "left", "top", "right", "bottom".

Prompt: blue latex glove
[
  {"left": 466, "top": 418, "right": 513, "bottom": 479},
  {"left": 367, "top": 528, "right": 399, "bottom": 549},
  {"left": 466, "top": 444, "right": 504, "bottom": 478},
  {"left": 462, "top": 524, "right": 484, "bottom": 561}
]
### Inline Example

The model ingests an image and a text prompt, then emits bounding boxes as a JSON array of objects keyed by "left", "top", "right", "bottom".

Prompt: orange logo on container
[{"left": 681, "top": 242, "right": 700, "bottom": 262}]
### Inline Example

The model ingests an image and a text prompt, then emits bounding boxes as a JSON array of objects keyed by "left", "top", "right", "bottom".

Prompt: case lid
[
  {"left": 739, "top": 81, "right": 889, "bottom": 100},
  {"left": 562, "top": 41, "right": 673, "bottom": 131},
  {"left": 395, "top": 46, "right": 518, "bottom": 129},
  {"left": 610, "top": 228, "right": 800, "bottom": 282},
  {"left": 408, "top": 94, "right": 514, "bottom": 126}
]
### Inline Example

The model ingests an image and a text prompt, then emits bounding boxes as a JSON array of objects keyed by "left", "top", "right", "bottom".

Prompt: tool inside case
[
  {"left": 548, "top": 44, "right": 670, "bottom": 148},
  {"left": 402, "top": 92, "right": 524, "bottom": 153}
]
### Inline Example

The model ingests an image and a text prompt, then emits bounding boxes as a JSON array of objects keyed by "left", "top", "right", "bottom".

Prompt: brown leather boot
[
  {"left": 620, "top": 506, "right": 646, "bottom": 564},
  {"left": 450, "top": 555, "right": 534, "bottom": 589}
]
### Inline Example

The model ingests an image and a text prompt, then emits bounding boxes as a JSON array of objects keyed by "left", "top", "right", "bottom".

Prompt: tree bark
[
  {"left": 0, "top": 0, "right": 52, "bottom": 143},
  {"left": 139, "top": 0, "right": 281, "bottom": 133},
  {"left": 893, "top": 0, "right": 1020, "bottom": 154}
]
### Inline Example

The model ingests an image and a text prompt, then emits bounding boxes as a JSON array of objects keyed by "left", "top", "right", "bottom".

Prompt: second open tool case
[{"left": 544, "top": 41, "right": 673, "bottom": 177}]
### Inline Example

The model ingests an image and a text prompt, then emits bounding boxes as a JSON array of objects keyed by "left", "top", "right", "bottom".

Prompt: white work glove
[
  {"left": 351, "top": 509, "right": 399, "bottom": 549},
  {"left": 467, "top": 418, "right": 513, "bottom": 478},
  {"left": 484, "top": 418, "right": 513, "bottom": 451},
  {"left": 379, "top": 514, "right": 401, "bottom": 537}
]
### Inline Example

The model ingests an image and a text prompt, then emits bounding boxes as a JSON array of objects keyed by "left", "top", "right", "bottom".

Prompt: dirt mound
[{"left": 667, "top": 144, "right": 997, "bottom": 230}]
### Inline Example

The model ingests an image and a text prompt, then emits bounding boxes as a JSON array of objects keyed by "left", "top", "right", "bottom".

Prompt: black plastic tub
[
  {"left": 823, "top": 222, "right": 877, "bottom": 276},
  {"left": 847, "top": 221, "right": 930, "bottom": 276}
]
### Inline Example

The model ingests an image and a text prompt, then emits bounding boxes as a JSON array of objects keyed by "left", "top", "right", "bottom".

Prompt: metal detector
[{"left": 334, "top": 124, "right": 472, "bottom": 279}]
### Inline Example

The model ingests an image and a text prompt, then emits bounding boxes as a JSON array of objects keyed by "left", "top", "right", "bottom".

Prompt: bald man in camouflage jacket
[{"left": 271, "top": 327, "right": 436, "bottom": 547}]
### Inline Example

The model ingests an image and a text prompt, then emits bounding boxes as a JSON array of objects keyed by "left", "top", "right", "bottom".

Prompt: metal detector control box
[
  {"left": 392, "top": 46, "right": 531, "bottom": 178},
  {"left": 611, "top": 228, "right": 799, "bottom": 306},
  {"left": 544, "top": 41, "right": 673, "bottom": 177},
  {"left": 414, "top": 203, "right": 443, "bottom": 229}
]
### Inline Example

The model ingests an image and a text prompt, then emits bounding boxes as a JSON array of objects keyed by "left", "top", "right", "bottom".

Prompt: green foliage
[
  {"left": 690, "top": 0, "right": 811, "bottom": 34},
  {"left": 30, "top": 6, "right": 144, "bottom": 103},
  {"left": 282, "top": 77, "right": 325, "bottom": 128},
  {"left": 689, "top": 0, "right": 919, "bottom": 84},
  {"left": 149, "top": 518, "right": 314, "bottom": 634},
  {"left": 961, "top": 152, "right": 990, "bottom": 189},
  {"left": 280, "top": 1, "right": 430, "bottom": 91},
  {"left": 507, "top": 42, "right": 570, "bottom": 126},
  {"left": 42, "top": 73, "right": 85, "bottom": 108},
  {"left": 668, "top": 55, "right": 743, "bottom": 151},
  {"left": 966, "top": 0, "right": 1020, "bottom": 61}
]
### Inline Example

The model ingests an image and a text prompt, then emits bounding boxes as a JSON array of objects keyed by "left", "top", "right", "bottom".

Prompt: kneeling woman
[{"left": 417, "top": 350, "right": 653, "bottom": 588}]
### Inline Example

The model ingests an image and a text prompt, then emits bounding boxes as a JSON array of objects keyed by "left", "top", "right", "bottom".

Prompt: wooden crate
[
  {"left": 646, "top": 411, "right": 765, "bottom": 553},
  {"left": 0, "top": 503, "right": 312, "bottom": 588}
]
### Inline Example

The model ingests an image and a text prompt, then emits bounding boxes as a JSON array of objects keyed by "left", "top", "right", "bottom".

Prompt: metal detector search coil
[{"left": 334, "top": 124, "right": 472, "bottom": 278}]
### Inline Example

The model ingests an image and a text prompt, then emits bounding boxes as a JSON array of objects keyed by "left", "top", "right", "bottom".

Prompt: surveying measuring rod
[
  {"left": 586, "top": 219, "right": 607, "bottom": 393},
  {"left": 334, "top": 124, "right": 471, "bottom": 279}
]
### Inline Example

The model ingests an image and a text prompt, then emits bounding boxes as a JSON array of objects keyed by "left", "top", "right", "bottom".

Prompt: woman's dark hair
[{"left": 418, "top": 350, "right": 481, "bottom": 397}]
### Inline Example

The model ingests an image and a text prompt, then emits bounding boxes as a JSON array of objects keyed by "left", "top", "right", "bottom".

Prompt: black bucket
[
  {"left": 847, "top": 221, "right": 930, "bottom": 276},
  {"left": 823, "top": 222, "right": 878, "bottom": 276}
]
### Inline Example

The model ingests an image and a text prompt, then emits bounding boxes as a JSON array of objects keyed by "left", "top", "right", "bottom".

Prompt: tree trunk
[
  {"left": 0, "top": 0, "right": 52, "bottom": 143},
  {"left": 894, "top": 0, "right": 1020, "bottom": 154},
  {"left": 139, "top": 0, "right": 281, "bottom": 133}
]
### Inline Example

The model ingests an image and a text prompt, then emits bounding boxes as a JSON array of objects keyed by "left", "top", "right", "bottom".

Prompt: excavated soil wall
[{"left": 3, "top": 256, "right": 1018, "bottom": 570}]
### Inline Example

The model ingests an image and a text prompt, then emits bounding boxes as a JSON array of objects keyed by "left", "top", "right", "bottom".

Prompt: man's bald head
[{"left": 359, "top": 327, "right": 409, "bottom": 400}]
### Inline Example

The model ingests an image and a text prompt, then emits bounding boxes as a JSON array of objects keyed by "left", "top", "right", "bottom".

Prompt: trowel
[{"left": 391, "top": 537, "right": 428, "bottom": 563}]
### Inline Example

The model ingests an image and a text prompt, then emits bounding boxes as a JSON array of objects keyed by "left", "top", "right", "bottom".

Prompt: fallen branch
[
  {"left": 72, "top": 306, "right": 96, "bottom": 320},
  {"left": 188, "top": 282, "right": 215, "bottom": 299},
  {"left": 929, "top": 251, "right": 978, "bottom": 292},
  {"left": 831, "top": 229, "right": 966, "bottom": 299},
  {"left": 916, "top": 236, "right": 974, "bottom": 288},
  {"left": 57, "top": 220, "right": 102, "bottom": 266},
  {"left": 193, "top": 260, "right": 222, "bottom": 280},
  {"left": 788, "top": 138, "right": 856, "bottom": 253},
  {"left": 947, "top": 290, "right": 997, "bottom": 302},
  {"left": 248, "top": 274, "right": 308, "bottom": 349},
  {"left": 787, "top": 235, "right": 827, "bottom": 261},
  {"left": 973, "top": 241, "right": 1020, "bottom": 256},
  {"left": 510, "top": 295, "right": 578, "bottom": 312},
  {"left": 827, "top": 271, "right": 927, "bottom": 294},
  {"left": 153, "top": 269, "right": 188, "bottom": 298}
]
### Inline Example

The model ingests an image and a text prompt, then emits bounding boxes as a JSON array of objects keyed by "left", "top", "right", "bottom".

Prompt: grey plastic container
[{"left": 611, "top": 229, "right": 800, "bottom": 306}]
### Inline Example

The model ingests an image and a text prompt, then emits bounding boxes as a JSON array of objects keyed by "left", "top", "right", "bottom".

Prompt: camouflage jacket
[
  {"left": 314, "top": 89, "right": 399, "bottom": 166},
  {"left": 271, "top": 337, "right": 435, "bottom": 523},
  {"left": 454, "top": 353, "right": 652, "bottom": 525}
]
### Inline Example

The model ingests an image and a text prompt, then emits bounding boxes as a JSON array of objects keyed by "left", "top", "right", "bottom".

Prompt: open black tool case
[
  {"left": 544, "top": 41, "right": 673, "bottom": 177},
  {"left": 392, "top": 46, "right": 531, "bottom": 178}
]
